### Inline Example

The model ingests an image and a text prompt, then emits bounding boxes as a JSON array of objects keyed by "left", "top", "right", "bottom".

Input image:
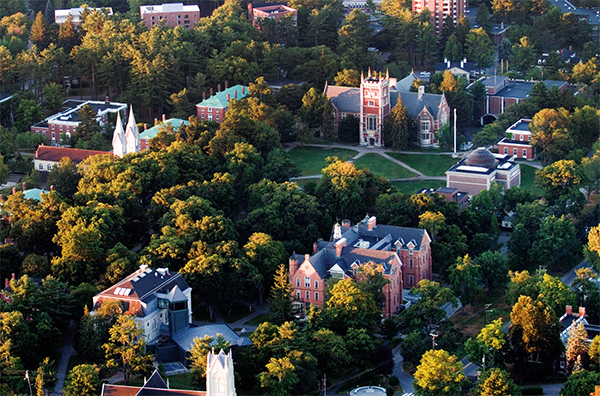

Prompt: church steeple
[
  {"left": 206, "top": 349, "right": 236, "bottom": 396},
  {"left": 124, "top": 105, "right": 140, "bottom": 154},
  {"left": 112, "top": 111, "right": 125, "bottom": 158}
]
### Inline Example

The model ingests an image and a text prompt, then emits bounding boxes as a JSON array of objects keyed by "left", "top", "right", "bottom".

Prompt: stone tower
[
  {"left": 206, "top": 349, "right": 236, "bottom": 396},
  {"left": 360, "top": 69, "right": 391, "bottom": 147}
]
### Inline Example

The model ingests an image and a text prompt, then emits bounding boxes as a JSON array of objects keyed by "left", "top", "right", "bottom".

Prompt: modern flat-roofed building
[
  {"left": 55, "top": 7, "right": 113, "bottom": 25},
  {"left": 140, "top": 3, "right": 200, "bottom": 29},
  {"left": 498, "top": 119, "right": 534, "bottom": 160},
  {"left": 413, "top": 0, "right": 467, "bottom": 34}
]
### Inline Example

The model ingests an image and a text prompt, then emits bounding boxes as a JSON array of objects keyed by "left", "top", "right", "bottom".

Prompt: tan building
[
  {"left": 446, "top": 147, "right": 521, "bottom": 196},
  {"left": 140, "top": 3, "right": 200, "bottom": 29}
]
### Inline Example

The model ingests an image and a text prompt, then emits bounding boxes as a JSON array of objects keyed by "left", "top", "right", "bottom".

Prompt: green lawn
[
  {"left": 288, "top": 147, "right": 358, "bottom": 176},
  {"left": 519, "top": 164, "right": 543, "bottom": 197},
  {"left": 353, "top": 153, "right": 418, "bottom": 179},
  {"left": 386, "top": 153, "right": 461, "bottom": 177},
  {"left": 244, "top": 313, "right": 275, "bottom": 326},
  {"left": 392, "top": 180, "right": 446, "bottom": 195}
]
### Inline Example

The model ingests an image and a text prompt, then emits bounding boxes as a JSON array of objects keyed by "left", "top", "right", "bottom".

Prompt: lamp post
[{"left": 483, "top": 304, "right": 493, "bottom": 327}]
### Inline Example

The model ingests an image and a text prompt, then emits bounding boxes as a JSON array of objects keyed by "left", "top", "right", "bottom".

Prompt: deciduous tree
[
  {"left": 63, "top": 364, "right": 100, "bottom": 396},
  {"left": 414, "top": 349, "right": 465, "bottom": 396}
]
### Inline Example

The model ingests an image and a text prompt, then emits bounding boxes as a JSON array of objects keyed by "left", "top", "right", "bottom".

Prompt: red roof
[
  {"left": 34, "top": 145, "right": 110, "bottom": 164},
  {"left": 101, "top": 384, "right": 206, "bottom": 396}
]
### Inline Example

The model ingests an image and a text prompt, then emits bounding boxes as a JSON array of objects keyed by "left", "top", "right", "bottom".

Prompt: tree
[
  {"left": 243, "top": 232, "right": 286, "bottom": 305},
  {"left": 47, "top": 157, "right": 81, "bottom": 200},
  {"left": 42, "top": 83, "right": 63, "bottom": 118},
  {"left": 443, "top": 34, "right": 463, "bottom": 62},
  {"left": 535, "top": 160, "right": 583, "bottom": 203},
  {"left": 338, "top": 114, "right": 359, "bottom": 143},
  {"left": 334, "top": 69, "right": 361, "bottom": 87},
  {"left": 561, "top": 370, "right": 600, "bottom": 396},
  {"left": 0, "top": 154, "right": 8, "bottom": 185},
  {"left": 103, "top": 315, "right": 153, "bottom": 385},
  {"left": 473, "top": 251, "right": 509, "bottom": 292},
  {"left": 498, "top": 38, "right": 512, "bottom": 63},
  {"left": 476, "top": 4, "right": 492, "bottom": 33},
  {"left": 465, "top": 319, "right": 507, "bottom": 370},
  {"left": 530, "top": 108, "right": 574, "bottom": 164},
  {"left": 75, "top": 104, "right": 101, "bottom": 142},
  {"left": 322, "top": 278, "right": 380, "bottom": 334},
  {"left": 338, "top": 10, "right": 373, "bottom": 70},
  {"left": 509, "top": 37, "right": 536, "bottom": 75},
  {"left": 531, "top": 215, "right": 581, "bottom": 271},
  {"left": 63, "top": 364, "right": 101, "bottom": 396},
  {"left": 268, "top": 264, "right": 293, "bottom": 324},
  {"left": 414, "top": 349, "right": 465, "bottom": 396},
  {"left": 472, "top": 368, "right": 521, "bottom": 396},
  {"left": 571, "top": 106, "right": 600, "bottom": 150},
  {"left": 258, "top": 357, "right": 299, "bottom": 396},
  {"left": 585, "top": 224, "right": 600, "bottom": 271},
  {"left": 298, "top": 87, "right": 332, "bottom": 135},
  {"left": 538, "top": 273, "right": 575, "bottom": 317},
  {"left": 58, "top": 13, "right": 77, "bottom": 53},
  {"left": 29, "top": 12, "right": 48, "bottom": 49},
  {"left": 590, "top": 336, "right": 600, "bottom": 371},
  {"left": 310, "top": 328, "right": 351, "bottom": 374},
  {"left": 566, "top": 322, "right": 590, "bottom": 373},
  {"left": 465, "top": 28, "right": 494, "bottom": 69},
  {"left": 384, "top": 95, "right": 412, "bottom": 150},
  {"left": 189, "top": 334, "right": 231, "bottom": 389},
  {"left": 449, "top": 254, "right": 481, "bottom": 308}
]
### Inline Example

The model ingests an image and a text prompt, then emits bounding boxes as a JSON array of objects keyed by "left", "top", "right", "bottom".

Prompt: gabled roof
[
  {"left": 341, "top": 217, "right": 430, "bottom": 251},
  {"left": 34, "top": 145, "right": 109, "bottom": 164},
  {"left": 391, "top": 91, "right": 445, "bottom": 119},
  {"left": 196, "top": 85, "right": 248, "bottom": 108},
  {"left": 324, "top": 85, "right": 360, "bottom": 113},
  {"left": 23, "top": 188, "right": 50, "bottom": 202},
  {"left": 172, "top": 324, "right": 252, "bottom": 352},
  {"left": 396, "top": 72, "right": 418, "bottom": 92},
  {"left": 139, "top": 118, "right": 189, "bottom": 141},
  {"left": 435, "top": 61, "right": 478, "bottom": 72}
]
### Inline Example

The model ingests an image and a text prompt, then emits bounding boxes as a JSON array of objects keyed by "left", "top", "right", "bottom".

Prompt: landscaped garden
[
  {"left": 386, "top": 153, "right": 461, "bottom": 177},
  {"left": 288, "top": 146, "right": 358, "bottom": 176},
  {"left": 353, "top": 153, "right": 418, "bottom": 179}
]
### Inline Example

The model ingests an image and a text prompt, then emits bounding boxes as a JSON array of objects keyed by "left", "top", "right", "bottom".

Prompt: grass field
[
  {"left": 245, "top": 313, "right": 275, "bottom": 326},
  {"left": 386, "top": 153, "right": 461, "bottom": 177},
  {"left": 519, "top": 164, "right": 544, "bottom": 197},
  {"left": 392, "top": 179, "right": 446, "bottom": 195},
  {"left": 288, "top": 147, "right": 358, "bottom": 176},
  {"left": 353, "top": 153, "right": 418, "bottom": 179}
]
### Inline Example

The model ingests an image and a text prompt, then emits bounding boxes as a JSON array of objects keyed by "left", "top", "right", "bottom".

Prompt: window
[
  {"left": 504, "top": 147, "right": 508, "bottom": 154},
  {"left": 528, "top": 135, "right": 531, "bottom": 141},
  {"left": 296, "top": 278, "right": 300, "bottom": 287},
  {"left": 409, "top": 275, "right": 414, "bottom": 285},
  {"left": 38, "top": 163, "right": 43, "bottom": 170},
  {"left": 523, "top": 149, "right": 527, "bottom": 158},
  {"left": 421, "top": 119, "right": 430, "bottom": 132},
  {"left": 151, "top": 16, "right": 154, "bottom": 20},
  {"left": 520, "top": 134, "right": 523, "bottom": 141},
  {"left": 367, "top": 116, "right": 376, "bottom": 131},
  {"left": 201, "top": 114, "right": 204, "bottom": 119},
  {"left": 513, "top": 148, "right": 517, "bottom": 156},
  {"left": 306, "top": 291, "right": 310, "bottom": 300},
  {"left": 36, "top": 131, "right": 40, "bottom": 135},
  {"left": 560, "top": 361, "right": 565, "bottom": 369},
  {"left": 368, "top": 100, "right": 374, "bottom": 106},
  {"left": 184, "top": 14, "right": 188, "bottom": 18},
  {"left": 409, "top": 247, "right": 413, "bottom": 255},
  {"left": 178, "top": 15, "right": 180, "bottom": 18},
  {"left": 314, "top": 280, "right": 319, "bottom": 289},
  {"left": 158, "top": 299, "right": 169, "bottom": 309},
  {"left": 51, "top": 124, "right": 55, "bottom": 130},
  {"left": 296, "top": 290, "right": 301, "bottom": 299},
  {"left": 208, "top": 114, "right": 213, "bottom": 121},
  {"left": 52, "top": 132, "right": 55, "bottom": 139},
  {"left": 216, "top": 113, "right": 219, "bottom": 120},
  {"left": 59, "top": 125, "right": 63, "bottom": 132},
  {"left": 304, "top": 276, "right": 310, "bottom": 287},
  {"left": 409, "top": 258, "right": 413, "bottom": 268},
  {"left": 207, "top": 107, "right": 212, "bottom": 112},
  {"left": 47, "top": 164, "right": 51, "bottom": 170},
  {"left": 315, "top": 292, "right": 319, "bottom": 301}
]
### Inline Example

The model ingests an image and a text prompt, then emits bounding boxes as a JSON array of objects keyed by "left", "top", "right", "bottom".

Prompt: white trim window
[
  {"left": 367, "top": 116, "right": 377, "bottom": 131},
  {"left": 304, "top": 276, "right": 310, "bottom": 287}
]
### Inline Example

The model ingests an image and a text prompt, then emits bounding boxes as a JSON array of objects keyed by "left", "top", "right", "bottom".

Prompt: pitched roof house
[
  {"left": 325, "top": 71, "right": 449, "bottom": 148},
  {"left": 34, "top": 145, "right": 109, "bottom": 173},
  {"left": 196, "top": 84, "right": 249, "bottom": 123},
  {"left": 289, "top": 216, "right": 432, "bottom": 318}
]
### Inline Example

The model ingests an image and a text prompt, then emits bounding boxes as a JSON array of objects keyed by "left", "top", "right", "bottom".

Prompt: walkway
[{"left": 50, "top": 320, "right": 77, "bottom": 396}]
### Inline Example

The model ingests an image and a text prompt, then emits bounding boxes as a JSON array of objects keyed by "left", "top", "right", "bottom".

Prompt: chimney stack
[
  {"left": 50, "top": 185, "right": 54, "bottom": 191},
  {"left": 418, "top": 85, "right": 425, "bottom": 100},
  {"left": 225, "top": 80, "right": 228, "bottom": 89},
  {"left": 368, "top": 216, "right": 376, "bottom": 231},
  {"left": 11, "top": 273, "right": 15, "bottom": 280},
  {"left": 566, "top": 305, "right": 573, "bottom": 316},
  {"left": 162, "top": 114, "right": 166, "bottom": 122},
  {"left": 4, "top": 278, "right": 8, "bottom": 288},
  {"left": 335, "top": 238, "right": 346, "bottom": 258},
  {"left": 12, "top": 187, "right": 15, "bottom": 195},
  {"left": 234, "top": 90, "right": 237, "bottom": 99},
  {"left": 22, "top": 182, "right": 25, "bottom": 192},
  {"left": 105, "top": 96, "right": 110, "bottom": 104},
  {"left": 242, "top": 86, "right": 245, "bottom": 94},
  {"left": 341, "top": 219, "right": 351, "bottom": 227},
  {"left": 313, "top": 242, "right": 318, "bottom": 253},
  {"left": 217, "top": 84, "right": 221, "bottom": 92},
  {"left": 202, "top": 92, "right": 206, "bottom": 101},
  {"left": 579, "top": 307, "right": 586, "bottom": 317},
  {"left": 227, "top": 94, "right": 230, "bottom": 102},
  {"left": 210, "top": 88, "right": 213, "bottom": 96},
  {"left": 289, "top": 254, "right": 299, "bottom": 276},
  {"left": 154, "top": 118, "right": 158, "bottom": 125},
  {"left": 447, "top": 59, "right": 450, "bottom": 68},
  {"left": 144, "top": 124, "right": 147, "bottom": 130}
]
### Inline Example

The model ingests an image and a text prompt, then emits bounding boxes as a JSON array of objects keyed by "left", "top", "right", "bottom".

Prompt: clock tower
[{"left": 360, "top": 69, "right": 391, "bottom": 147}]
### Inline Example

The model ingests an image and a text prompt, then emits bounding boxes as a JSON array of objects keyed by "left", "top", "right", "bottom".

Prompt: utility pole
[
  {"left": 453, "top": 108, "right": 457, "bottom": 156},
  {"left": 430, "top": 333, "right": 438, "bottom": 350}
]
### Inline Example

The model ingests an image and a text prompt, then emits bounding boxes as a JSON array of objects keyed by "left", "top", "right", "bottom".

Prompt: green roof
[
  {"left": 196, "top": 85, "right": 249, "bottom": 108},
  {"left": 139, "top": 118, "right": 189, "bottom": 140},
  {"left": 23, "top": 188, "right": 50, "bottom": 202}
]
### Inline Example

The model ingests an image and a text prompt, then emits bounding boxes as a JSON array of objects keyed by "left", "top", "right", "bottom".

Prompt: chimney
[
  {"left": 418, "top": 85, "right": 425, "bottom": 100},
  {"left": 22, "top": 182, "right": 25, "bottom": 192},
  {"left": 234, "top": 90, "right": 237, "bottom": 99},
  {"left": 202, "top": 92, "right": 206, "bottom": 101},
  {"left": 227, "top": 94, "right": 230, "bottom": 102},
  {"left": 566, "top": 305, "right": 573, "bottom": 316},
  {"left": 579, "top": 307, "right": 586, "bottom": 317},
  {"left": 50, "top": 185, "right": 54, "bottom": 191},
  {"left": 105, "top": 96, "right": 110, "bottom": 104},
  {"left": 12, "top": 187, "right": 15, "bottom": 195},
  {"left": 313, "top": 242, "right": 318, "bottom": 253},
  {"left": 335, "top": 238, "right": 346, "bottom": 258},
  {"left": 210, "top": 88, "right": 213, "bottom": 96},
  {"left": 144, "top": 124, "right": 147, "bottom": 130},
  {"left": 289, "top": 254, "right": 299, "bottom": 276},
  {"left": 11, "top": 273, "right": 15, "bottom": 280},
  {"left": 444, "top": 57, "right": 447, "bottom": 63},
  {"left": 304, "top": 253, "right": 310, "bottom": 262},
  {"left": 341, "top": 219, "right": 351, "bottom": 227},
  {"left": 242, "top": 86, "right": 245, "bottom": 94},
  {"left": 225, "top": 80, "right": 228, "bottom": 89},
  {"left": 4, "top": 278, "right": 8, "bottom": 288},
  {"left": 333, "top": 223, "right": 342, "bottom": 240},
  {"left": 162, "top": 114, "right": 166, "bottom": 122},
  {"left": 154, "top": 118, "right": 158, "bottom": 125},
  {"left": 217, "top": 84, "right": 221, "bottom": 92},
  {"left": 460, "top": 59, "right": 464, "bottom": 68},
  {"left": 368, "top": 216, "right": 376, "bottom": 231},
  {"left": 447, "top": 60, "right": 450, "bottom": 68}
]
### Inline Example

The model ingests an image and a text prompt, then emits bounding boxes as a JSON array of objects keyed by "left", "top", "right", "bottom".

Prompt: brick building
[
  {"left": 289, "top": 216, "right": 433, "bottom": 318},
  {"left": 446, "top": 147, "right": 521, "bottom": 196},
  {"left": 139, "top": 117, "right": 190, "bottom": 151},
  {"left": 413, "top": 0, "right": 467, "bottom": 34},
  {"left": 325, "top": 71, "right": 450, "bottom": 148},
  {"left": 249, "top": 3, "right": 297, "bottom": 27},
  {"left": 140, "top": 3, "right": 200, "bottom": 29},
  {"left": 196, "top": 84, "right": 249, "bottom": 123},
  {"left": 30, "top": 99, "right": 127, "bottom": 145},
  {"left": 497, "top": 119, "right": 534, "bottom": 160}
]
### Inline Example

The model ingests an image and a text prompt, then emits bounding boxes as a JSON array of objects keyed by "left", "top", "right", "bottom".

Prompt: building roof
[
  {"left": 392, "top": 91, "right": 445, "bottom": 119},
  {"left": 506, "top": 119, "right": 531, "bottom": 133},
  {"left": 140, "top": 3, "right": 200, "bottom": 14},
  {"left": 325, "top": 86, "right": 361, "bottom": 113},
  {"left": 139, "top": 118, "right": 189, "bottom": 141},
  {"left": 196, "top": 85, "right": 248, "bottom": 108},
  {"left": 0, "top": 92, "right": 12, "bottom": 104},
  {"left": 396, "top": 72, "right": 418, "bottom": 92},
  {"left": 101, "top": 374, "right": 206, "bottom": 396},
  {"left": 172, "top": 324, "right": 252, "bottom": 352},
  {"left": 435, "top": 60, "right": 478, "bottom": 72},
  {"left": 55, "top": 7, "right": 113, "bottom": 21},
  {"left": 498, "top": 137, "right": 531, "bottom": 147},
  {"left": 466, "top": 147, "right": 496, "bottom": 168},
  {"left": 34, "top": 145, "right": 109, "bottom": 164},
  {"left": 253, "top": 4, "right": 297, "bottom": 14},
  {"left": 23, "top": 188, "right": 50, "bottom": 202},
  {"left": 447, "top": 150, "right": 518, "bottom": 175},
  {"left": 493, "top": 80, "right": 568, "bottom": 99},
  {"left": 93, "top": 266, "right": 190, "bottom": 314},
  {"left": 546, "top": 0, "right": 600, "bottom": 25},
  {"left": 48, "top": 100, "right": 127, "bottom": 124}
]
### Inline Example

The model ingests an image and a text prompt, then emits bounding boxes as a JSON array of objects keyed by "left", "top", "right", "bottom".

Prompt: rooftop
[
  {"left": 35, "top": 145, "right": 109, "bottom": 164},
  {"left": 493, "top": 80, "right": 567, "bottom": 99},
  {"left": 139, "top": 118, "right": 189, "bottom": 141},
  {"left": 140, "top": 3, "right": 200, "bottom": 13},
  {"left": 196, "top": 85, "right": 248, "bottom": 108},
  {"left": 507, "top": 119, "right": 531, "bottom": 132}
]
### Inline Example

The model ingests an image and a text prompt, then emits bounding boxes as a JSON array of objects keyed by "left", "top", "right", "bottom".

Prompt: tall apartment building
[
  {"left": 140, "top": 3, "right": 200, "bottom": 29},
  {"left": 412, "top": 0, "right": 467, "bottom": 34}
]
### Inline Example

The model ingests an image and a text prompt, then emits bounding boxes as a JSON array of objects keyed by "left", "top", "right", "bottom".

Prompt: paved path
[
  {"left": 392, "top": 344, "right": 414, "bottom": 394},
  {"left": 50, "top": 320, "right": 77, "bottom": 396},
  {"left": 192, "top": 302, "right": 270, "bottom": 333}
]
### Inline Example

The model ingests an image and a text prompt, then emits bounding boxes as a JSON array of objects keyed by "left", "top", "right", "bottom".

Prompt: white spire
[
  {"left": 112, "top": 111, "right": 126, "bottom": 158},
  {"left": 124, "top": 105, "right": 140, "bottom": 154}
]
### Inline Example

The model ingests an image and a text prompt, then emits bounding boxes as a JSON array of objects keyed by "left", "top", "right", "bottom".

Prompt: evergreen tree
[
  {"left": 30, "top": 11, "right": 48, "bottom": 49},
  {"left": 383, "top": 95, "right": 411, "bottom": 150},
  {"left": 58, "top": 14, "right": 77, "bottom": 53},
  {"left": 268, "top": 264, "right": 293, "bottom": 324},
  {"left": 443, "top": 34, "right": 463, "bottom": 62},
  {"left": 566, "top": 322, "right": 590, "bottom": 373},
  {"left": 75, "top": 104, "right": 101, "bottom": 141}
]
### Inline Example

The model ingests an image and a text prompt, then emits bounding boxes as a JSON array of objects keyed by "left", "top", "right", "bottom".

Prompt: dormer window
[{"left": 158, "top": 299, "right": 169, "bottom": 309}]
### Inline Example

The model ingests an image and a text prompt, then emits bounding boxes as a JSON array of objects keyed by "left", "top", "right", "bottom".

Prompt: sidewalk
[{"left": 50, "top": 320, "right": 77, "bottom": 396}]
